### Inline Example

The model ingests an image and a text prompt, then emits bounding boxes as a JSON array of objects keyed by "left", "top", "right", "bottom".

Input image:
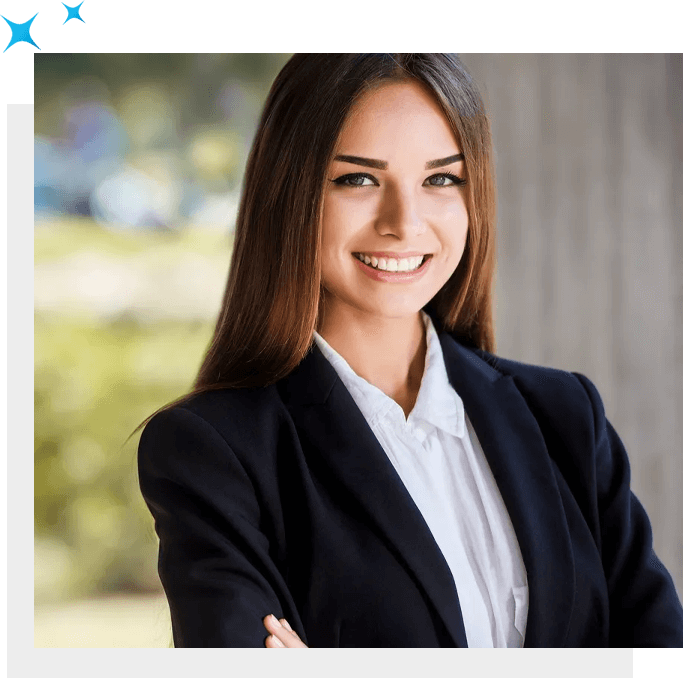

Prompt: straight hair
[{"left": 131, "top": 53, "right": 496, "bottom": 438}]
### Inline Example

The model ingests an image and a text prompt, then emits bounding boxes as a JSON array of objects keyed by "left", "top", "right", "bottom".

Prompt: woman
[{"left": 136, "top": 54, "right": 682, "bottom": 648}]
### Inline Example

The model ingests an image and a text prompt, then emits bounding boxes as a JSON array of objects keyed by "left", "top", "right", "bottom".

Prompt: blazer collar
[{"left": 278, "top": 325, "right": 576, "bottom": 648}]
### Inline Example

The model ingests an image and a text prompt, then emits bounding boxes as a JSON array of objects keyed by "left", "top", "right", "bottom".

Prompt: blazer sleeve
[
  {"left": 573, "top": 373, "right": 683, "bottom": 647},
  {"left": 137, "top": 405, "right": 300, "bottom": 647}
]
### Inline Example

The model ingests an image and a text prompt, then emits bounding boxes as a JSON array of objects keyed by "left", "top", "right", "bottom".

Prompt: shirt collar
[{"left": 313, "top": 311, "right": 465, "bottom": 439}]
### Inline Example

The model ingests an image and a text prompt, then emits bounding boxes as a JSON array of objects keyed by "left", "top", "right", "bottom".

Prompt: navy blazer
[{"left": 137, "top": 327, "right": 683, "bottom": 647}]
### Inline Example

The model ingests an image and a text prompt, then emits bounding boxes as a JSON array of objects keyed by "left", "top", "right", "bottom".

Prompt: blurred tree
[{"left": 33, "top": 55, "right": 292, "bottom": 603}]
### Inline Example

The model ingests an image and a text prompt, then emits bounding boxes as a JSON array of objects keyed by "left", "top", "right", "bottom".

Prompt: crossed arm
[{"left": 263, "top": 615, "right": 308, "bottom": 648}]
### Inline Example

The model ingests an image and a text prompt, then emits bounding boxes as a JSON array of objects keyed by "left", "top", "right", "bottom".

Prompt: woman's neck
[{"left": 317, "top": 305, "right": 427, "bottom": 418}]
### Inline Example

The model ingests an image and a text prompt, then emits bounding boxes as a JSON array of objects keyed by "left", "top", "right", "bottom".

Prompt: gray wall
[{"left": 458, "top": 54, "right": 682, "bottom": 599}]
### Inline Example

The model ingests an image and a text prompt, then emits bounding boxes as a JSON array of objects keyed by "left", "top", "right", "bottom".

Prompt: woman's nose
[{"left": 374, "top": 185, "right": 426, "bottom": 239}]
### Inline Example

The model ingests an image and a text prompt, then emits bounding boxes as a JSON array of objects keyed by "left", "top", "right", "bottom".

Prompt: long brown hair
[{"left": 131, "top": 53, "right": 496, "bottom": 437}]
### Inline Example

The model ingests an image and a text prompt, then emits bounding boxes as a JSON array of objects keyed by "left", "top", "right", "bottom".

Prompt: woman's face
[{"left": 320, "top": 79, "right": 469, "bottom": 325}]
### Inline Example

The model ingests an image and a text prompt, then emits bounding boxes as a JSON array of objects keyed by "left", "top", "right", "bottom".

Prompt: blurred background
[{"left": 34, "top": 53, "right": 682, "bottom": 647}]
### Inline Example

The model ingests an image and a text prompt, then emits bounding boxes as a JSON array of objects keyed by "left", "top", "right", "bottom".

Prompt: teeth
[{"left": 355, "top": 253, "right": 425, "bottom": 272}]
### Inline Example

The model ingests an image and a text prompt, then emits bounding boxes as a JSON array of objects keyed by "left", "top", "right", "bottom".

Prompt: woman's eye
[
  {"left": 429, "top": 172, "right": 465, "bottom": 186},
  {"left": 332, "top": 174, "right": 370, "bottom": 188},
  {"left": 330, "top": 172, "right": 465, "bottom": 188}
]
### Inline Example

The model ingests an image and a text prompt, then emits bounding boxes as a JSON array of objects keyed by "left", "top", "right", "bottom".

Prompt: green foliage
[
  {"left": 33, "top": 51, "right": 288, "bottom": 606},
  {"left": 35, "top": 222, "right": 225, "bottom": 603}
]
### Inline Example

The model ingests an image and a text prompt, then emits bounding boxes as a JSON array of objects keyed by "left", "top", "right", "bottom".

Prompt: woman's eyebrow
[{"left": 333, "top": 153, "right": 464, "bottom": 170}]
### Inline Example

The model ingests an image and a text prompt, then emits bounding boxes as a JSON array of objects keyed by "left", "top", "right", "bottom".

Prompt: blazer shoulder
[
  {"left": 141, "top": 384, "right": 289, "bottom": 467},
  {"left": 462, "top": 344, "right": 599, "bottom": 425},
  {"left": 175, "top": 384, "right": 283, "bottom": 423}
]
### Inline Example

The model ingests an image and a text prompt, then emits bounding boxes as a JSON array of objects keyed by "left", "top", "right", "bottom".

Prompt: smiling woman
[
  {"left": 134, "top": 54, "right": 682, "bottom": 648},
  {"left": 318, "top": 80, "right": 471, "bottom": 417},
  {"left": 185, "top": 53, "right": 496, "bottom": 390}
]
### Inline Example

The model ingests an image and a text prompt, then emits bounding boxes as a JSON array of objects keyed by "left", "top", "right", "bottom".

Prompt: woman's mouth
[
  {"left": 352, "top": 252, "right": 433, "bottom": 283},
  {"left": 353, "top": 252, "right": 431, "bottom": 272}
]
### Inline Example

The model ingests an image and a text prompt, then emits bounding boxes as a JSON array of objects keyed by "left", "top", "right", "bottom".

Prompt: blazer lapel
[
  {"left": 437, "top": 331, "right": 576, "bottom": 647},
  {"left": 278, "top": 344, "right": 469, "bottom": 648},
  {"left": 279, "top": 326, "right": 577, "bottom": 648}
]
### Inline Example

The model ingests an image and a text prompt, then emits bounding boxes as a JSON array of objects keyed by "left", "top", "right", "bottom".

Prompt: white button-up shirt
[{"left": 313, "top": 311, "right": 529, "bottom": 647}]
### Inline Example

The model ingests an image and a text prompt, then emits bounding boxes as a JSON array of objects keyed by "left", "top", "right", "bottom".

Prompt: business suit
[{"left": 137, "top": 323, "right": 683, "bottom": 647}]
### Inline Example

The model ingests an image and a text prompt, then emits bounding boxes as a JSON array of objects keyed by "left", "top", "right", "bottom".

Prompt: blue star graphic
[
  {"left": 63, "top": 2, "right": 85, "bottom": 25},
  {"left": 2, "top": 13, "right": 40, "bottom": 52},
  {"left": 0, "top": 0, "right": 85, "bottom": 54}
]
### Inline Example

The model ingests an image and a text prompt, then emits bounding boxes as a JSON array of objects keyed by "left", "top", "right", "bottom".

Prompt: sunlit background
[
  {"left": 34, "top": 54, "right": 682, "bottom": 648},
  {"left": 34, "top": 54, "right": 292, "bottom": 647}
]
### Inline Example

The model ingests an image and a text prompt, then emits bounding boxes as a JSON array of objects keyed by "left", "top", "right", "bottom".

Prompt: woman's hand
[{"left": 263, "top": 614, "right": 309, "bottom": 648}]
